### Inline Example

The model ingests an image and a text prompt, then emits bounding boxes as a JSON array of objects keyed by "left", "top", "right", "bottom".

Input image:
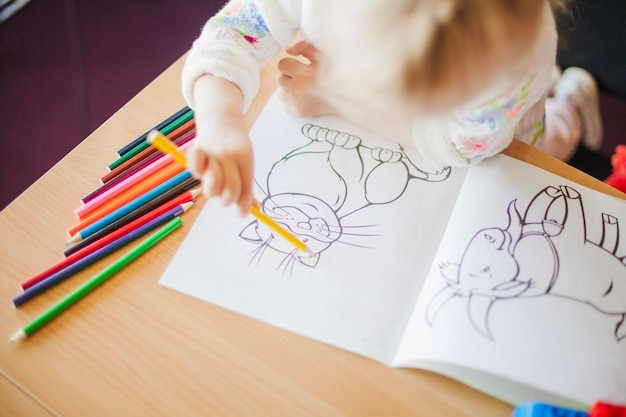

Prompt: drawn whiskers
[
  {"left": 247, "top": 235, "right": 273, "bottom": 266},
  {"left": 324, "top": 224, "right": 379, "bottom": 249},
  {"left": 277, "top": 247, "right": 299, "bottom": 276}
]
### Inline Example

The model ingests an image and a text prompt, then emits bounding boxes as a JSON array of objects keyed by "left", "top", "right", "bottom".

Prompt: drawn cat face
[
  {"left": 240, "top": 193, "right": 341, "bottom": 268},
  {"left": 261, "top": 193, "right": 341, "bottom": 247}
]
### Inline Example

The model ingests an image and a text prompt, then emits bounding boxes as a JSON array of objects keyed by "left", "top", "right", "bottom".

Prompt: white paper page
[
  {"left": 394, "top": 155, "right": 626, "bottom": 406},
  {"left": 159, "top": 94, "right": 466, "bottom": 363}
]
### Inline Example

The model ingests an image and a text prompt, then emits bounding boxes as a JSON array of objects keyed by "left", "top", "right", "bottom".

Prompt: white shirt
[{"left": 181, "top": 0, "right": 557, "bottom": 166}]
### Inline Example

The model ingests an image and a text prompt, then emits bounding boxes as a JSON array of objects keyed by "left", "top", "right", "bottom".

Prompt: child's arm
[
  {"left": 186, "top": 74, "right": 254, "bottom": 217},
  {"left": 181, "top": 0, "right": 298, "bottom": 114},
  {"left": 180, "top": 1, "right": 302, "bottom": 215}
]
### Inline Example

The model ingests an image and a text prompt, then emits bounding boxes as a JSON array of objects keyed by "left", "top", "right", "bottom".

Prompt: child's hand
[
  {"left": 188, "top": 75, "right": 254, "bottom": 217},
  {"left": 277, "top": 41, "right": 336, "bottom": 117},
  {"left": 187, "top": 116, "right": 254, "bottom": 217}
]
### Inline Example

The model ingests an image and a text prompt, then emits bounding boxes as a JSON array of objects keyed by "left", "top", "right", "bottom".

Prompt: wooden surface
[{"left": 1, "top": 53, "right": 624, "bottom": 417}]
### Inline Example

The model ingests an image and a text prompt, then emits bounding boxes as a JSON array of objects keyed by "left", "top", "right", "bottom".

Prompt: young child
[{"left": 181, "top": 0, "right": 598, "bottom": 216}]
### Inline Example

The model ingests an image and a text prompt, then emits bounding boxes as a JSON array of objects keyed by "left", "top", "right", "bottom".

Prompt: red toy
[
  {"left": 589, "top": 401, "right": 626, "bottom": 417},
  {"left": 605, "top": 145, "right": 626, "bottom": 193}
]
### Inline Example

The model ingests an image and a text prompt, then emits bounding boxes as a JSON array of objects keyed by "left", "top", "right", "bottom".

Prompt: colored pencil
[
  {"left": 14, "top": 204, "right": 191, "bottom": 306},
  {"left": 117, "top": 106, "right": 190, "bottom": 157},
  {"left": 82, "top": 130, "right": 195, "bottom": 204},
  {"left": 74, "top": 142, "right": 193, "bottom": 219},
  {"left": 102, "top": 119, "right": 195, "bottom": 185},
  {"left": 9, "top": 218, "right": 183, "bottom": 343},
  {"left": 65, "top": 183, "right": 200, "bottom": 256},
  {"left": 147, "top": 130, "right": 187, "bottom": 166},
  {"left": 250, "top": 203, "right": 308, "bottom": 253},
  {"left": 68, "top": 164, "right": 187, "bottom": 236},
  {"left": 67, "top": 170, "right": 192, "bottom": 244},
  {"left": 108, "top": 110, "right": 194, "bottom": 171},
  {"left": 147, "top": 130, "right": 313, "bottom": 255},
  {"left": 23, "top": 197, "right": 197, "bottom": 290}
]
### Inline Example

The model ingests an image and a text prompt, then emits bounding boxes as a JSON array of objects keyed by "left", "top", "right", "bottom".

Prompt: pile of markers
[{"left": 9, "top": 107, "right": 200, "bottom": 342}]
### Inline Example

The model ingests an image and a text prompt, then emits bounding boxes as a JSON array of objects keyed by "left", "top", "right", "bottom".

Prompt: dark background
[{"left": 1, "top": 0, "right": 624, "bottom": 210}]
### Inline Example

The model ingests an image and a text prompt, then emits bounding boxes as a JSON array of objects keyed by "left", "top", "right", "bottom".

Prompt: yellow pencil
[
  {"left": 250, "top": 203, "right": 309, "bottom": 253},
  {"left": 147, "top": 130, "right": 313, "bottom": 255},
  {"left": 147, "top": 129, "right": 187, "bottom": 166}
]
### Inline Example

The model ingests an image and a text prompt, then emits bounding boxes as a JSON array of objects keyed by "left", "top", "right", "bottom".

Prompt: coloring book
[{"left": 159, "top": 94, "right": 626, "bottom": 407}]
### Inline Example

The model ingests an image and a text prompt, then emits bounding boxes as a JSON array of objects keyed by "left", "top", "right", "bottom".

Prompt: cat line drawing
[
  {"left": 239, "top": 123, "right": 451, "bottom": 274},
  {"left": 425, "top": 185, "right": 626, "bottom": 341}
]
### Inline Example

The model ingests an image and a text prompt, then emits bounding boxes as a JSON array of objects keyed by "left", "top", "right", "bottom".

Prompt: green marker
[{"left": 9, "top": 217, "right": 182, "bottom": 344}]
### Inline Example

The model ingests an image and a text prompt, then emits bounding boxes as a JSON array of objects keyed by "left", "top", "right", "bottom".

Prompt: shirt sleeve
[
  {"left": 412, "top": 74, "right": 547, "bottom": 167},
  {"left": 181, "top": 0, "right": 301, "bottom": 112}
]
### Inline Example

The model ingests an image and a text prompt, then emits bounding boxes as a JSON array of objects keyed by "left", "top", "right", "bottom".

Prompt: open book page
[
  {"left": 393, "top": 155, "right": 626, "bottom": 406},
  {"left": 159, "top": 94, "right": 466, "bottom": 363}
]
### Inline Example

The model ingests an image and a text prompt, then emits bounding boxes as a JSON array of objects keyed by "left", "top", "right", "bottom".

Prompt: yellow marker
[{"left": 147, "top": 130, "right": 313, "bottom": 255}]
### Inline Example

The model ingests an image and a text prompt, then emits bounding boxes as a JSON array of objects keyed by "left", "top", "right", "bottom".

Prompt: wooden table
[{"left": 2, "top": 54, "right": 624, "bottom": 417}]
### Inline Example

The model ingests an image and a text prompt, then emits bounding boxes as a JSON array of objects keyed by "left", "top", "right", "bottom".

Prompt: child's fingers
[
  {"left": 236, "top": 157, "right": 254, "bottom": 217},
  {"left": 200, "top": 171, "right": 213, "bottom": 198},
  {"left": 219, "top": 159, "right": 242, "bottom": 206},
  {"left": 202, "top": 158, "right": 225, "bottom": 198},
  {"left": 286, "top": 40, "right": 319, "bottom": 63},
  {"left": 236, "top": 197, "right": 252, "bottom": 218},
  {"left": 186, "top": 145, "right": 207, "bottom": 178},
  {"left": 277, "top": 56, "right": 301, "bottom": 79},
  {"left": 277, "top": 57, "right": 314, "bottom": 94},
  {"left": 187, "top": 122, "right": 253, "bottom": 211},
  {"left": 277, "top": 73, "right": 293, "bottom": 92}
]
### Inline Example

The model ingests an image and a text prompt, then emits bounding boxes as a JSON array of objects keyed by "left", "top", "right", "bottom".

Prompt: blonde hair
[{"left": 322, "top": 0, "right": 552, "bottom": 113}]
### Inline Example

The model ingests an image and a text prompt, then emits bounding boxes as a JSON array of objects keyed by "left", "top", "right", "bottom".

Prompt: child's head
[{"left": 322, "top": 0, "right": 553, "bottom": 117}]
